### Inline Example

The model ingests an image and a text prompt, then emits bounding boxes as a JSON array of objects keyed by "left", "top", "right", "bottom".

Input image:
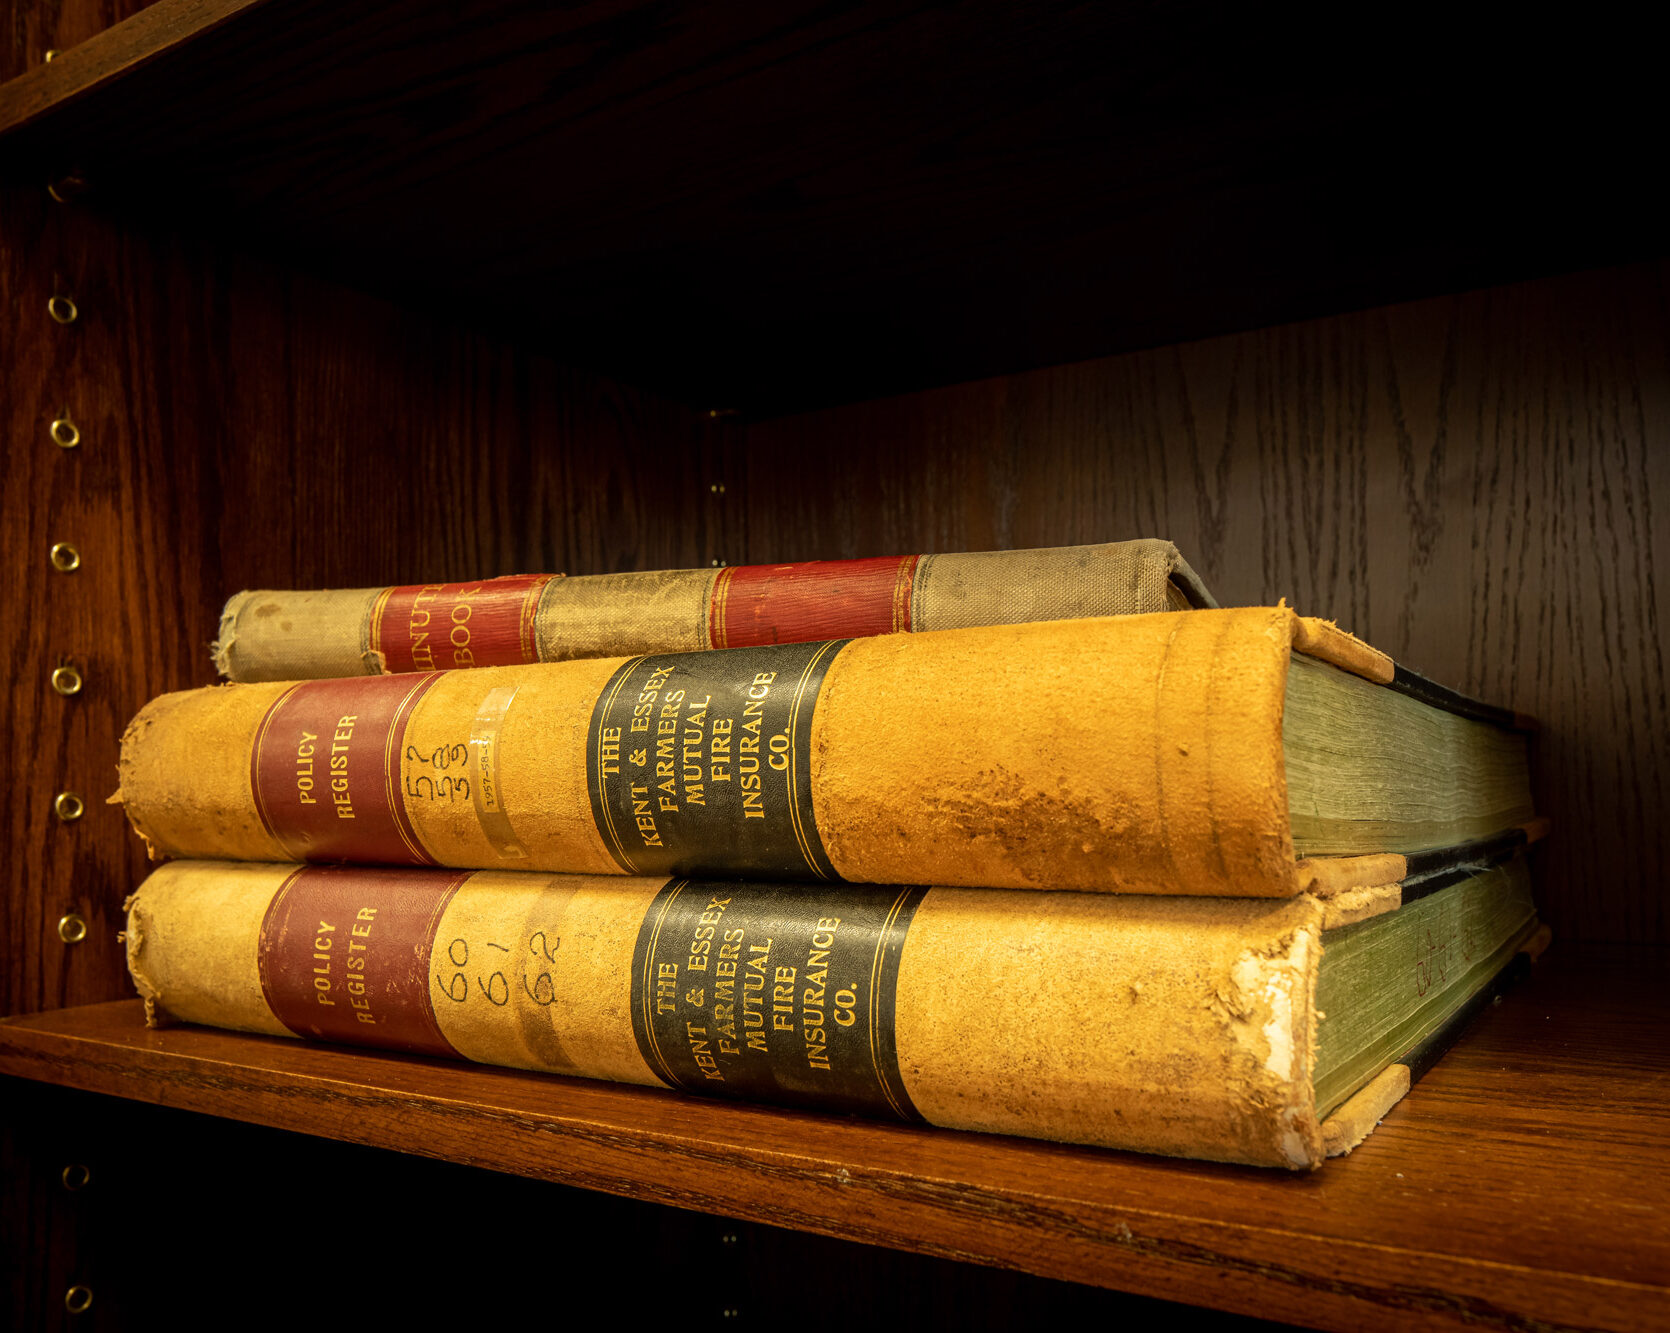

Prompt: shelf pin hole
[
  {"left": 51, "top": 417, "right": 80, "bottom": 449},
  {"left": 50, "top": 542, "right": 81, "bottom": 572},
  {"left": 54, "top": 792, "right": 85, "bottom": 823}
]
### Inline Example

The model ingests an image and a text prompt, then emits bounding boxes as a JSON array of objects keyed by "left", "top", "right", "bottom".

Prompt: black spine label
[
  {"left": 586, "top": 640, "right": 850, "bottom": 879},
  {"left": 629, "top": 878, "right": 927, "bottom": 1123}
]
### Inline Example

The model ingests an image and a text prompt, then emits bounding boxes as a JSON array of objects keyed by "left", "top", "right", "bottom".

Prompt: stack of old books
[{"left": 115, "top": 538, "right": 1544, "bottom": 1169}]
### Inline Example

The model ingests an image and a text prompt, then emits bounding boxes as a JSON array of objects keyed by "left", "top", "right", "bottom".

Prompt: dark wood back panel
[
  {"left": 5, "top": 190, "right": 1663, "bottom": 1029},
  {"left": 739, "top": 261, "right": 1670, "bottom": 946},
  {"left": 0, "top": 184, "right": 710, "bottom": 1017},
  {"left": 1, "top": 0, "right": 159, "bottom": 80}
]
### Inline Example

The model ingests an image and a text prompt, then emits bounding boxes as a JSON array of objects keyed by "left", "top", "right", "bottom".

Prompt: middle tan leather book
[{"left": 117, "top": 607, "right": 1535, "bottom": 898}]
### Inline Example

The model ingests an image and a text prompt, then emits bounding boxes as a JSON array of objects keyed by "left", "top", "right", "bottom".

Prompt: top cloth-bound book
[{"left": 212, "top": 539, "right": 1216, "bottom": 682}]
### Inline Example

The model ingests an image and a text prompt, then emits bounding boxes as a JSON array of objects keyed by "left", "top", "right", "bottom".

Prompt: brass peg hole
[
  {"left": 51, "top": 664, "right": 84, "bottom": 696},
  {"left": 43, "top": 48, "right": 58, "bottom": 62},
  {"left": 48, "top": 173, "right": 90, "bottom": 204},
  {"left": 54, "top": 792, "right": 85, "bottom": 823},
  {"left": 711, "top": 558, "right": 727, "bottom": 567},
  {"left": 709, "top": 482, "right": 726, "bottom": 494},
  {"left": 50, "top": 542, "right": 81, "bottom": 572},
  {"left": 48, "top": 294, "right": 78, "bottom": 324},
  {"left": 58, "top": 912, "right": 88, "bottom": 944},
  {"left": 51, "top": 417, "right": 80, "bottom": 448},
  {"left": 65, "top": 1285, "right": 93, "bottom": 1315},
  {"left": 61, "top": 1163, "right": 91, "bottom": 1191}
]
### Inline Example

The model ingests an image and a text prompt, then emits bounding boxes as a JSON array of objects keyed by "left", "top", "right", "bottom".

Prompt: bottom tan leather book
[{"left": 123, "top": 853, "right": 1539, "bottom": 1169}]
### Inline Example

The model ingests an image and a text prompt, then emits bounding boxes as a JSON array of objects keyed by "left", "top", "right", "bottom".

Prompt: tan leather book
[
  {"left": 122, "top": 854, "right": 1541, "bottom": 1169},
  {"left": 117, "top": 607, "right": 1536, "bottom": 897},
  {"left": 212, "top": 539, "right": 1215, "bottom": 682}
]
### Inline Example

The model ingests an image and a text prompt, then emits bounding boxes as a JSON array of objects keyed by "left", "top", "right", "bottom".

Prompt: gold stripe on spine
[
  {"left": 254, "top": 865, "right": 311, "bottom": 1022},
  {"left": 708, "top": 566, "right": 737, "bottom": 650},
  {"left": 907, "top": 552, "right": 933, "bottom": 628},
  {"left": 868, "top": 886, "right": 917, "bottom": 1120},
  {"left": 518, "top": 578, "right": 551, "bottom": 662},
  {"left": 635, "top": 878, "right": 688, "bottom": 1087},
  {"left": 890, "top": 554, "right": 918, "bottom": 633},
  {"left": 385, "top": 675, "right": 446, "bottom": 865},
  {"left": 249, "top": 683, "right": 307, "bottom": 860},
  {"left": 469, "top": 685, "right": 528, "bottom": 860},
  {"left": 591, "top": 656, "right": 648, "bottom": 870},
  {"left": 365, "top": 586, "right": 396, "bottom": 671},
  {"left": 785, "top": 639, "right": 845, "bottom": 879}
]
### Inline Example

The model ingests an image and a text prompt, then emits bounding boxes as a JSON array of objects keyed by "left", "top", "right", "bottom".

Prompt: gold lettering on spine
[
  {"left": 330, "top": 715, "right": 358, "bottom": 819},
  {"left": 347, "top": 906, "right": 379, "bottom": 1024},
  {"left": 447, "top": 587, "right": 477, "bottom": 668},
  {"left": 295, "top": 730, "right": 318, "bottom": 804},
  {"left": 594, "top": 657, "right": 659, "bottom": 866},
  {"left": 743, "top": 939, "right": 770, "bottom": 1051},
  {"left": 251, "top": 684, "right": 307, "bottom": 858},
  {"left": 739, "top": 671, "right": 775, "bottom": 821},
  {"left": 801, "top": 917, "right": 838, "bottom": 1070},
  {"left": 637, "top": 880, "right": 691, "bottom": 1084},
  {"left": 405, "top": 586, "right": 442, "bottom": 672},
  {"left": 311, "top": 919, "right": 336, "bottom": 1003},
  {"left": 468, "top": 686, "right": 528, "bottom": 859}
]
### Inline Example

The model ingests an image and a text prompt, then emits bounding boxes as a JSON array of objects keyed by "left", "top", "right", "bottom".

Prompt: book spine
[
  {"left": 121, "top": 609, "right": 1299, "bottom": 897},
  {"left": 212, "top": 540, "right": 1216, "bottom": 682},
  {"left": 124, "top": 860, "right": 1325, "bottom": 1168}
]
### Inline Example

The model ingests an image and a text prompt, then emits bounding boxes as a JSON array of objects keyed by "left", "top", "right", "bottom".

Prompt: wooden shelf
[
  {"left": 3, "top": 941, "right": 1666, "bottom": 1331},
  {"left": 1, "top": 0, "right": 1662, "bottom": 413}
]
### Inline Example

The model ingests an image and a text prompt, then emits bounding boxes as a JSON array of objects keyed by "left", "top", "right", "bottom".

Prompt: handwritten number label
[
  {"left": 523, "top": 973, "right": 556, "bottom": 1006},
  {"left": 436, "top": 971, "right": 468, "bottom": 1003},
  {"left": 406, "top": 742, "right": 468, "bottom": 770},
  {"left": 430, "top": 932, "right": 558, "bottom": 1012},
  {"left": 404, "top": 744, "right": 472, "bottom": 802}
]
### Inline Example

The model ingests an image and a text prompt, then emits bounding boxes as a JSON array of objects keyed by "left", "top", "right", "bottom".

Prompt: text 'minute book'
[{"left": 117, "top": 540, "right": 1546, "bottom": 1169}]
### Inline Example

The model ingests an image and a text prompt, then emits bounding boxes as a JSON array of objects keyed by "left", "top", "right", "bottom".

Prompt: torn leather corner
[
  {"left": 1297, "top": 852, "right": 1408, "bottom": 898},
  {"left": 1322, "top": 883, "right": 1402, "bottom": 929},
  {"left": 1291, "top": 615, "right": 1395, "bottom": 685},
  {"left": 1322, "top": 1064, "right": 1411, "bottom": 1156}
]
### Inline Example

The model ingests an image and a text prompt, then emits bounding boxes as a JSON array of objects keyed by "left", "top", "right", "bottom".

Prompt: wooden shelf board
[
  {"left": 2, "top": 942, "right": 1666, "bottom": 1331},
  {"left": 0, "top": 0, "right": 1663, "bottom": 414}
]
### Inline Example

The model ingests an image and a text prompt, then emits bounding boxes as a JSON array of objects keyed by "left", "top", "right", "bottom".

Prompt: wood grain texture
[
  {"left": 1, "top": 1079, "right": 1288, "bottom": 1331},
  {"left": 0, "top": 0, "right": 1662, "bottom": 412},
  {"left": 0, "top": 182, "right": 711, "bottom": 1019},
  {"left": 1, "top": 943, "right": 1666, "bottom": 1332},
  {"left": 0, "top": 0, "right": 162, "bottom": 81},
  {"left": 739, "top": 261, "right": 1670, "bottom": 945}
]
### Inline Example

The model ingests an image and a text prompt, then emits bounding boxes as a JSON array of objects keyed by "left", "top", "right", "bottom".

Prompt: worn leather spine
[
  {"left": 125, "top": 860, "right": 1327, "bottom": 1169},
  {"left": 212, "top": 539, "right": 1216, "bottom": 682},
  {"left": 121, "top": 608, "right": 1389, "bottom": 897}
]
